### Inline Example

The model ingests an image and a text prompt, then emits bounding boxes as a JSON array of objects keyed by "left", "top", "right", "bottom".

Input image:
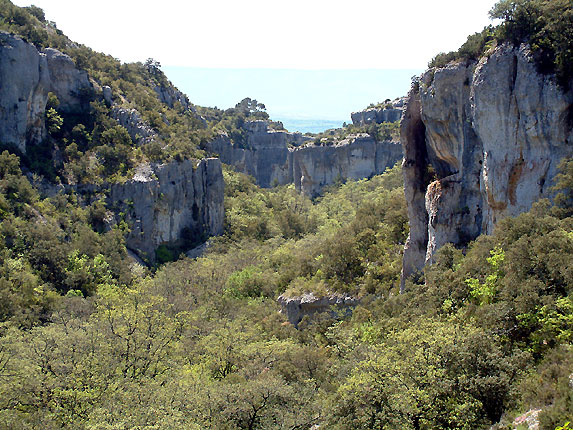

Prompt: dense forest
[{"left": 0, "top": 0, "right": 572, "bottom": 429}]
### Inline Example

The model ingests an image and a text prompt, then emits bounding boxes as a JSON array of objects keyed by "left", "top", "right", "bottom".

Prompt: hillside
[{"left": 0, "top": 0, "right": 571, "bottom": 429}]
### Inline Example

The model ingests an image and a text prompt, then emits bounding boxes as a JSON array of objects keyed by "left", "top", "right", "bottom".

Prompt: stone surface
[
  {"left": 43, "top": 48, "right": 93, "bottom": 113},
  {"left": 351, "top": 98, "right": 406, "bottom": 125},
  {"left": 153, "top": 82, "right": 192, "bottom": 111},
  {"left": 400, "top": 43, "right": 573, "bottom": 289},
  {"left": 292, "top": 134, "right": 403, "bottom": 196},
  {"left": 0, "top": 31, "right": 50, "bottom": 153},
  {"left": 207, "top": 121, "right": 402, "bottom": 195},
  {"left": 110, "top": 107, "right": 157, "bottom": 145},
  {"left": 277, "top": 293, "right": 359, "bottom": 326},
  {"left": 0, "top": 32, "right": 93, "bottom": 153},
  {"left": 108, "top": 158, "right": 224, "bottom": 262}
]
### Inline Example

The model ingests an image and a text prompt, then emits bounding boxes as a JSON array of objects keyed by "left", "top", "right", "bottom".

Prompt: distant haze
[{"left": 163, "top": 68, "right": 423, "bottom": 133}]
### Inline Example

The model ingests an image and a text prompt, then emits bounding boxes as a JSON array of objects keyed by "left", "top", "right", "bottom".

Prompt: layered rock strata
[
  {"left": 400, "top": 43, "right": 573, "bottom": 290},
  {"left": 207, "top": 121, "right": 403, "bottom": 196}
]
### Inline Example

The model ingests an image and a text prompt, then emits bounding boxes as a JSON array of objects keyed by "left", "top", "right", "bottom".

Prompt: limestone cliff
[
  {"left": 351, "top": 98, "right": 405, "bottom": 125},
  {"left": 0, "top": 32, "right": 93, "bottom": 153},
  {"left": 108, "top": 158, "right": 224, "bottom": 262},
  {"left": 401, "top": 43, "right": 573, "bottom": 290},
  {"left": 0, "top": 32, "right": 224, "bottom": 262},
  {"left": 207, "top": 120, "right": 403, "bottom": 196}
]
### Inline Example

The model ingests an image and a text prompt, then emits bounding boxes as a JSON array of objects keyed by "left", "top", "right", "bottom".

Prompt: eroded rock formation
[
  {"left": 0, "top": 32, "right": 224, "bottom": 263},
  {"left": 207, "top": 121, "right": 403, "bottom": 196},
  {"left": 401, "top": 43, "right": 573, "bottom": 290},
  {"left": 277, "top": 293, "right": 359, "bottom": 326},
  {"left": 351, "top": 98, "right": 405, "bottom": 125},
  {"left": 108, "top": 158, "right": 224, "bottom": 262},
  {"left": 0, "top": 32, "right": 93, "bottom": 153}
]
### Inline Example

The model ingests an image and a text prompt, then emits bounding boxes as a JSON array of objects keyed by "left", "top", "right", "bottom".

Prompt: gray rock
[
  {"left": 351, "top": 100, "right": 405, "bottom": 126},
  {"left": 292, "top": 135, "right": 402, "bottom": 196},
  {"left": 153, "top": 82, "right": 192, "bottom": 111},
  {"left": 206, "top": 121, "right": 402, "bottom": 195},
  {"left": 0, "top": 31, "right": 50, "bottom": 153},
  {"left": 277, "top": 292, "right": 359, "bottom": 326},
  {"left": 102, "top": 85, "right": 113, "bottom": 106},
  {"left": 111, "top": 107, "right": 157, "bottom": 145},
  {"left": 108, "top": 158, "right": 224, "bottom": 262},
  {"left": 400, "top": 43, "right": 573, "bottom": 289},
  {"left": 43, "top": 48, "right": 93, "bottom": 113},
  {"left": 0, "top": 32, "right": 93, "bottom": 153}
]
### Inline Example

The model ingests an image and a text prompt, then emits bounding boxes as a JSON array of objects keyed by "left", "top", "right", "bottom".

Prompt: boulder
[{"left": 277, "top": 292, "right": 359, "bottom": 326}]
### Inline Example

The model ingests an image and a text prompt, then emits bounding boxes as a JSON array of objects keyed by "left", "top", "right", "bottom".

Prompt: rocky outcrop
[
  {"left": 153, "top": 82, "right": 192, "bottom": 111},
  {"left": 292, "top": 134, "right": 403, "bottom": 196},
  {"left": 0, "top": 31, "right": 50, "bottom": 153},
  {"left": 351, "top": 98, "right": 406, "bottom": 125},
  {"left": 43, "top": 48, "right": 93, "bottom": 113},
  {"left": 207, "top": 121, "right": 402, "bottom": 195},
  {"left": 277, "top": 293, "right": 359, "bottom": 326},
  {"left": 110, "top": 107, "right": 157, "bottom": 145},
  {"left": 400, "top": 43, "right": 573, "bottom": 290},
  {"left": 108, "top": 158, "right": 224, "bottom": 262},
  {"left": 0, "top": 32, "right": 93, "bottom": 153}
]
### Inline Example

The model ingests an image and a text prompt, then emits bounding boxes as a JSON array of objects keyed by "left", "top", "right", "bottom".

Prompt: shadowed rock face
[
  {"left": 400, "top": 43, "right": 573, "bottom": 290},
  {"left": 207, "top": 121, "right": 403, "bottom": 196},
  {"left": 0, "top": 32, "right": 94, "bottom": 154},
  {"left": 108, "top": 158, "right": 224, "bottom": 262}
]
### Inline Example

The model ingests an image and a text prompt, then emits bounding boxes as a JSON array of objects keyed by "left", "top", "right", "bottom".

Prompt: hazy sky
[
  {"left": 11, "top": 0, "right": 500, "bottom": 128},
  {"left": 12, "top": 0, "right": 498, "bottom": 69}
]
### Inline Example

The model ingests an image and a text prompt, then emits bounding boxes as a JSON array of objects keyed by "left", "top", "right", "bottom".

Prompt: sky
[{"left": 12, "top": 0, "right": 500, "bottom": 128}]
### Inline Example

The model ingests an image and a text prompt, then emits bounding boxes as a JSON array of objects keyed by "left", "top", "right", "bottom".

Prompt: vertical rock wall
[
  {"left": 401, "top": 43, "right": 573, "bottom": 289},
  {"left": 108, "top": 158, "right": 224, "bottom": 262},
  {"left": 207, "top": 121, "right": 403, "bottom": 196}
]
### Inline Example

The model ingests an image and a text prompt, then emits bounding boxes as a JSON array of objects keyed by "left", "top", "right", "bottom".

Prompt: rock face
[
  {"left": 111, "top": 107, "right": 157, "bottom": 145},
  {"left": 351, "top": 98, "right": 406, "bottom": 125},
  {"left": 0, "top": 31, "right": 50, "bottom": 153},
  {"left": 292, "top": 134, "right": 403, "bottom": 196},
  {"left": 206, "top": 121, "right": 403, "bottom": 196},
  {"left": 0, "top": 32, "right": 93, "bottom": 153},
  {"left": 277, "top": 293, "right": 359, "bottom": 326},
  {"left": 43, "top": 48, "right": 92, "bottom": 113},
  {"left": 108, "top": 158, "right": 224, "bottom": 262},
  {"left": 153, "top": 82, "right": 192, "bottom": 111},
  {"left": 400, "top": 43, "right": 573, "bottom": 290}
]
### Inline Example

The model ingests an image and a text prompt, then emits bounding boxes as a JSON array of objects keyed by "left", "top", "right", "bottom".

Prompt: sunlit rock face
[
  {"left": 0, "top": 32, "right": 93, "bottom": 153},
  {"left": 400, "top": 43, "right": 573, "bottom": 290},
  {"left": 351, "top": 98, "right": 406, "bottom": 125},
  {"left": 0, "top": 32, "right": 50, "bottom": 153},
  {"left": 108, "top": 158, "right": 224, "bottom": 262},
  {"left": 206, "top": 121, "right": 402, "bottom": 196}
]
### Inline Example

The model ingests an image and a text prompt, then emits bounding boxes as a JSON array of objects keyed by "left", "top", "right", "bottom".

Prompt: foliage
[
  {"left": 0, "top": 2, "right": 571, "bottom": 428},
  {"left": 429, "top": 1, "right": 573, "bottom": 89}
]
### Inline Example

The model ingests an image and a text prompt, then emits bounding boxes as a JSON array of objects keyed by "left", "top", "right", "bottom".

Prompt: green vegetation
[
  {"left": 0, "top": 154, "right": 571, "bottom": 429},
  {"left": 429, "top": 0, "right": 573, "bottom": 89},
  {"left": 0, "top": 1, "right": 571, "bottom": 428}
]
